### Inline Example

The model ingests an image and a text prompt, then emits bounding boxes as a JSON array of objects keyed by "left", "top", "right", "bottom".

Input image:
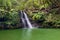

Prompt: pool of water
[{"left": 0, "top": 29, "right": 60, "bottom": 40}]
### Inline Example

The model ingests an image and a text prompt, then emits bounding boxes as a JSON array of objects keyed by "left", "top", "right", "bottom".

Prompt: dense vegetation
[{"left": 0, "top": 0, "right": 60, "bottom": 29}]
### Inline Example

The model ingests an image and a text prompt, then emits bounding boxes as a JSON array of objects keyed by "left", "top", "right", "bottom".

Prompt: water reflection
[{"left": 21, "top": 29, "right": 32, "bottom": 40}]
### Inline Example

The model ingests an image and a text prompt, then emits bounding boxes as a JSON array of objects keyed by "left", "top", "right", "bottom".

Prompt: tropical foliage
[{"left": 0, "top": 0, "right": 60, "bottom": 28}]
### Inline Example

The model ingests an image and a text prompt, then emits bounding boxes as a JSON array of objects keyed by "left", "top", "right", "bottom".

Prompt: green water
[{"left": 0, "top": 29, "right": 60, "bottom": 40}]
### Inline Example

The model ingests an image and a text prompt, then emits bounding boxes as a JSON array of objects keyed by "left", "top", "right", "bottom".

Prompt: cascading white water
[
  {"left": 20, "top": 11, "right": 27, "bottom": 28},
  {"left": 23, "top": 12, "right": 33, "bottom": 28}
]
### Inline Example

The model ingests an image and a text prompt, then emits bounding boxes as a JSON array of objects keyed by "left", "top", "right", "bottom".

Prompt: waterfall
[
  {"left": 20, "top": 11, "right": 33, "bottom": 28},
  {"left": 20, "top": 11, "right": 27, "bottom": 28},
  {"left": 23, "top": 12, "right": 33, "bottom": 28}
]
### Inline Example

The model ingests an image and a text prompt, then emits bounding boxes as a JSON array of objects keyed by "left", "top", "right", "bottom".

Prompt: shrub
[{"left": 32, "top": 12, "right": 45, "bottom": 22}]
